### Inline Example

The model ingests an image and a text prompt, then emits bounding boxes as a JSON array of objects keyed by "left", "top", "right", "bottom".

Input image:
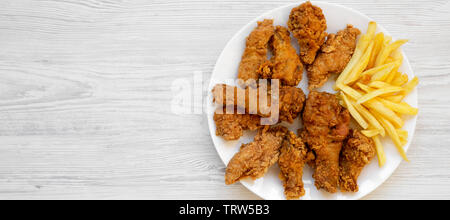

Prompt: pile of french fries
[{"left": 335, "top": 21, "right": 419, "bottom": 167}]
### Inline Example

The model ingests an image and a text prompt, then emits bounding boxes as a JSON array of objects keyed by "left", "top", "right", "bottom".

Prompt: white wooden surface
[{"left": 0, "top": 0, "right": 449, "bottom": 200}]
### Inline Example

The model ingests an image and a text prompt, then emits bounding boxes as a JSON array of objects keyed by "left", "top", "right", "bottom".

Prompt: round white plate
[{"left": 207, "top": 1, "right": 417, "bottom": 200}]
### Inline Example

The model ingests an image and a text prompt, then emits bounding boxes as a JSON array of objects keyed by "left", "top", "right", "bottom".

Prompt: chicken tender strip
[
  {"left": 213, "top": 107, "right": 261, "bottom": 141},
  {"left": 339, "top": 130, "right": 376, "bottom": 192},
  {"left": 307, "top": 25, "right": 361, "bottom": 90},
  {"left": 278, "top": 131, "right": 308, "bottom": 199},
  {"left": 259, "top": 26, "right": 303, "bottom": 86},
  {"left": 238, "top": 19, "right": 275, "bottom": 87},
  {"left": 212, "top": 84, "right": 305, "bottom": 123},
  {"left": 225, "top": 126, "right": 288, "bottom": 185},
  {"left": 288, "top": 1, "right": 327, "bottom": 64},
  {"left": 301, "top": 91, "right": 350, "bottom": 193}
]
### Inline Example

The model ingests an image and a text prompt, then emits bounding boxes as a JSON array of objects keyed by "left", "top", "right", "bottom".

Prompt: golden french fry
[
  {"left": 364, "top": 99, "right": 404, "bottom": 128},
  {"left": 372, "top": 136, "right": 386, "bottom": 167},
  {"left": 373, "top": 39, "right": 390, "bottom": 68},
  {"left": 361, "top": 129, "right": 380, "bottom": 137},
  {"left": 398, "top": 129, "right": 408, "bottom": 146},
  {"left": 400, "top": 139, "right": 407, "bottom": 146},
  {"left": 374, "top": 39, "right": 408, "bottom": 67},
  {"left": 341, "top": 92, "right": 369, "bottom": 129},
  {"left": 385, "top": 57, "right": 395, "bottom": 63},
  {"left": 370, "top": 61, "right": 399, "bottom": 81},
  {"left": 356, "top": 82, "right": 374, "bottom": 93},
  {"left": 397, "top": 129, "right": 408, "bottom": 141},
  {"left": 391, "top": 48, "right": 403, "bottom": 60},
  {"left": 366, "top": 21, "right": 377, "bottom": 37},
  {"left": 384, "top": 94, "right": 404, "bottom": 103},
  {"left": 385, "top": 70, "right": 401, "bottom": 84},
  {"left": 385, "top": 50, "right": 403, "bottom": 83},
  {"left": 335, "top": 22, "right": 377, "bottom": 88},
  {"left": 372, "top": 111, "right": 409, "bottom": 162},
  {"left": 368, "top": 81, "right": 397, "bottom": 89},
  {"left": 391, "top": 73, "right": 409, "bottom": 86},
  {"left": 352, "top": 102, "right": 386, "bottom": 137},
  {"left": 384, "top": 36, "right": 392, "bottom": 44},
  {"left": 338, "top": 84, "right": 363, "bottom": 100},
  {"left": 345, "top": 41, "right": 375, "bottom": 84},
  {"left": 367, "top": 32, "right": 385, "bottom": 69},
  {"left": 360, "top": 62, "right": 397, "bottom": 79},
  {"left": 377, "top": 98, "right": 418, "bottom": 115},
  {"left": 402, "top": 76, "right": 419, "bottom": 96},
  {"left": 357, "top": 86, "right": 404, "bottom": 104}
]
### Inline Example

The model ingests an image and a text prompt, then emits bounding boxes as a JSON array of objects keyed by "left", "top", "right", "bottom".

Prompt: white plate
[{"left": 207, "top": 1, "right": 417, "bottom": 200}]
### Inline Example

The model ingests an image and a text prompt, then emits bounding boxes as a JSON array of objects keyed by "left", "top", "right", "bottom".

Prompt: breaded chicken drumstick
[{"left": 300, "top": 91, "right": 350, "bottom": 193}]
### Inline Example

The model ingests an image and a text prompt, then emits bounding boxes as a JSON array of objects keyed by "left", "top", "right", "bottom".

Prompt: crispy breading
[
  {"left": 307, "top": 25, "right": 360, "bottom": 90},
  {"left": 301, "top": 91, "right": 350, "bottom": 193},
  {"left": 278, "top": 131, "right": 308, "bottom": 199},
  {"left": 278, "top": 86, "right": 306, "bottom": 123},
  {"left": 212, "top": 84, "right": 306, "bottom": 123},
  {"left": 225, "top": 126, "right": 288, "bottom": 185},
  {"left": 238, "top": 19, "right": 275, "bottom": 87},
  {"left": 213, "top": 108, "right": 261, "bottom": 141},
  {"left": 211, "top": 84, "right": 270, "bottom": 116},
  {"left": 288, "top": 1, "right": 327, "bottom": 64},
  {"left": 260, "top": 26, "right": 303, "bottom": 86},
  {"left": 339, "top": 130, "right": 376, "bottom": 192}
]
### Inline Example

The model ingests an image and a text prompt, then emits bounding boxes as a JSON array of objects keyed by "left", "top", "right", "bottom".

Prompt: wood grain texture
[{"left": 0, "top": 0, "right": 449, "bottom": 199}]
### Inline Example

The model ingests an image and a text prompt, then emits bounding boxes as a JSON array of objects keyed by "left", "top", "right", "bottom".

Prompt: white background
[{"left": 0, "top": 0, "right": 449, "bottom": 199}]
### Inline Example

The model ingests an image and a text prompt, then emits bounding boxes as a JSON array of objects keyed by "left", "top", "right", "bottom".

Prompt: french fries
[
  {"left": 374, "top": 39, "right": 408, "bottom": 67},
  {"left": 357, "top": 86, "right": 403, "bottom": 104},
  {"left": 367, "top": 32, "right": 385, "bottom": 69},
  {"left": 361, "top": 129, "right": 380, "bottom": 137},
  {"left": 372, "top": 136, "right": 386, "bottom": 167},
  {"left": 341, "top": 92, "right": 369, "bottom": 129},
  {"left": 372, "top": 61, "right": 401, "bottom": 82},
  {"left": 335, "top": 21, "right": 419, "bottom": 167},
  {"left": 345, "top": 41, "right": 374, "bottom": 84},
  {"left": 335, "top": 21, "right": 377, "bottom": 88},
  {"left": 377, "top": 98, "right": 418, "bottom": 115}
]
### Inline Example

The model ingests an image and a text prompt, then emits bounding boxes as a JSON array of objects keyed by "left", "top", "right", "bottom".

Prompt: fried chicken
[
  {"left": 339, "top": 130, "right": 376, "bottom": 192},
  {"left": 307, "top": 25, "right": 360, "bottom": 90},
  {"left": 237, "top": 19, "right": 275, "bottom": 87},
  {"left": 278, "top": 131, "right": 308, "bottom": 199},
  {"left": 278, "top": 86, "right": 306, "bottom": 123},
  {"left": 288, "top": 1, "right": 327, "bottom": 64},
  {"left": 225, "top": 126, "right": 288, "bottom": 185},
  {"left": 212, "top": 84, "right": 270, "bottom": 117},
  {"left": 259, "top": 26, "right": 303, "bottom": 86},
  {"left": 212, "top": 84, "right": 305, "bottom": 123},
  {"left": 301, "top": 91, "right": 350, "bottom": 193},
  {"left": 213, "top": 107, "right": 261, "bottom": 141}
]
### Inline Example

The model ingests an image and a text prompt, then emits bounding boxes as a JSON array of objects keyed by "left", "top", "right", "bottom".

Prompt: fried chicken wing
[
  {"left": 301, "top": 91, "right": 350, "bottom": 193},
  {"left": 288, "top": 1, "right": 327, "bottom": 64},
  {"left": 278, "top": 131, "right": 308, "bottom": 199},
  {"left": 225, "top": 126, "right": 288, "bottom": 185},
  {"left": 307, "top": 25, "right": 360, "bottom": 90},
  {"left": 238, "top": 19, "right": 275, "bottom": 87},
  {"left": 259, "top": 26, "right": 303, "bottom": 86},
  {"left": 339, "top": 130, "right": 376, "bottom": 192},
  {"left": 212, "top": 84, "right": 305, "bottom": 123},
  {"left": 213, "top": 108, "right": 261, "bottom": 141}
]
